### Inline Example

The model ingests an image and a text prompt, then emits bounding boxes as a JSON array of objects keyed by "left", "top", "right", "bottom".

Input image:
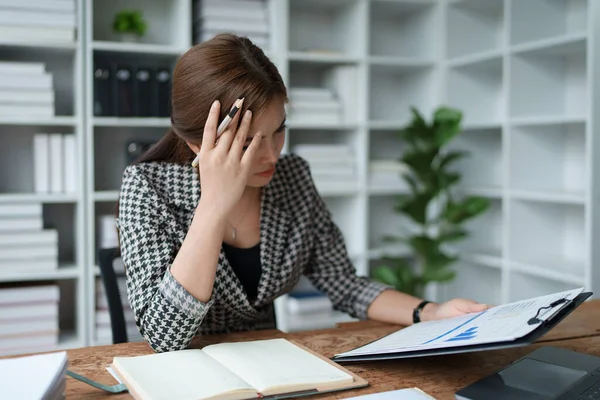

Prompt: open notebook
[{"left": 111, "top": 338, "right": 367, "bottom": 400}]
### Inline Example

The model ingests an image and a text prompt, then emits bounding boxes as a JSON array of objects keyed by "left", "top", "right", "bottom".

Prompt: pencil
[{"left": 191, "top": 98, "right": 244, "bottom": 168}]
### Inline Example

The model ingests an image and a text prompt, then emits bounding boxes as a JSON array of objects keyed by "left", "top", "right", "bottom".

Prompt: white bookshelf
[
  {"left": 438, "top": 0, "right": 599, "bottom": 307},
  {"left": 2, "top": 0, "right": 600, "bottom": 352},
  {"left": 0, "top": 0, "right": 86, "bottom": 354}
]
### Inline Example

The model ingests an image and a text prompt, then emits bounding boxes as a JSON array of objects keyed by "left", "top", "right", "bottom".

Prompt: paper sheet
[
  {"left": 345, "top": 388, "right": 437, "bottom": 399},
  {"left": 336, "top": 288, "right": 584, "bottom": 357}
]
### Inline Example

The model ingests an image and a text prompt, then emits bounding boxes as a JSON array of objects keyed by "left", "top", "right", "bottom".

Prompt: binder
[
  {"left": 155, "top": 67, "right": 171, "bottom": 117},
  {"left": 332, "top": 290, "right": 593, "bottom": 363},
  {"left": 93, "top": 63, "right": 113, "bottom": 116},
  {"left": 134, "top": 67, "right": 153, "bottom": 117},
  {"left": 113, "top": 65, "right": 134, "bottom": 117}
]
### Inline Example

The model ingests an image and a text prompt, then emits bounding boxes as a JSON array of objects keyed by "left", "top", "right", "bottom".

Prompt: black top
[{"left": 222, "top": 242, "right": 262, "bottom": 301}]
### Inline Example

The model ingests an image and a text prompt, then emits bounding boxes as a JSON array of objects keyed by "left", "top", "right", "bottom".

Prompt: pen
[{"left": 191, "top": 97, "right": 244, "bottom": 168}]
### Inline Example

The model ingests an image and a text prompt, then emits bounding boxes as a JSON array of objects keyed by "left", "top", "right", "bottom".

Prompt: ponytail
[{"left": 133, "top": 128, "right": 195, "bottom": 165}]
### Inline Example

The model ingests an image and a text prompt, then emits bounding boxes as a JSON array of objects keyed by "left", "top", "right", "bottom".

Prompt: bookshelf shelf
[
  {"left": 368, "top": 120, "right": 406, "bottom": 131},
  {"left": 314, "top": 182, "right": 360, "bottom": 197},
  {"left": 369, "top": 63, "right": 436, "bottom": 124},
  {"left": 0, "top": 193, "right": 78, "bottom": 204},
  {"left": 460, "top": 186, "right": 503, "bottom": 199},
  {"left": 287, "top": 51, "right": 359, "bottom": 64},
  {"left": 93, "top": 191, "right": 120, "bottom": 202},
  {"left": 93, "top": 117, "right": 171, "bottom": 128},
  {"left": 509, "top": 0, "right": 587, "bottom": 46},
  {"left": 510, "top": 40, "right": 586, "bottom": 120},
  {"left": 446, "top": 0, "right": 504, "bottom": 59},
  {"left": 367, "top": 185, "right": 408, "bottom": 196},
  {"left": 509, "top": 190, "right": 585, "bottom": 206},
  {"left": 509, "top": 261, "right": 584, "bottom": 287},
  {"left": 0, "top": 265, "right": 80, "bottom": 283},
  {"left": 0, "top": 41, "right": 78, "bottom": 52},
  {"left": 457, "top": 198, "right": 503, "bottom": 260},
  {"left": 0, "top": 117, "right": 77, "bottom": 126},
  {"left": 510, "top": 121, "right": 585, "bottom": 195},
  {"left": 511, "top": 33, "right": 586, "bottom": 57},
  {"left": 447, "top": 49, "right": 503, "bottom": 69},
  {"left": 461, "top": 252, "right": 503, "bottom": 270},
  {"left": 509, "top": 200, "right": 585, "bottom": 279},
  {"left": 369, "top": 0, "right": 436, "bottom": 59},
  {"left": 369, "top": 56, "right": 434, "bottom": 68},
  {"left": 510, "top": 115, "right": 586, "bottom": 127},
  {"left": 288, "top": 0, "right": 364, "bottom": 58},
  {"left": 448, "top": 56, "right": 503, "bottom": 127},
  {"left": 92, "top": 41, "right": 186, "bottom": 55},
  {"left": 367, "top": 245, "right": 411, "bottom": 261},
  {"left": 450, "top": 127, "right": 503, "bottom": 189}
]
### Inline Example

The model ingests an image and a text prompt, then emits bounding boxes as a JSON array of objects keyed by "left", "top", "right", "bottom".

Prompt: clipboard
[{"left": 332, "top": 291, "right": 593, "bottom": 363}]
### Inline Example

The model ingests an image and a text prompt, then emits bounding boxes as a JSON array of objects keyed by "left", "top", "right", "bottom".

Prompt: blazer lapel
[{"left": 256, "top": 168, "right": 292, "bottom": 305}]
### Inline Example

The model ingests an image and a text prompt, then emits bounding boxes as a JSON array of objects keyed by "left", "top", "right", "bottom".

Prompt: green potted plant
[
  {"left": 112, "top": 9, "right": 147, "bottom": 42},
  {"left": 372, "top": 106, "right": 490, "bottom": 298}
]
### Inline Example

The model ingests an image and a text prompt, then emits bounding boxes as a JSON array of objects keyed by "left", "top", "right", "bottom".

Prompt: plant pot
[{"left": 118, "top": 33, "right": 140, "bottom": 43}]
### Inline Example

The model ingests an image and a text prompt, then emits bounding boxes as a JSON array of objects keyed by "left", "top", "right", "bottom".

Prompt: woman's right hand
[{"left": 195, "top": 99, "right": 262, "bottom": 217}]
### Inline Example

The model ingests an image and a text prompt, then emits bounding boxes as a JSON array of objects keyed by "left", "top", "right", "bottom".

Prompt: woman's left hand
[{"left": 423, "top": 298, "right": 490, "bottom": 322}]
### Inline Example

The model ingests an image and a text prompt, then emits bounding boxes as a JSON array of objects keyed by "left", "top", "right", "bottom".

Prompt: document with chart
[{"left": 334, "top": 288, "right": 586, "bottom": 361}]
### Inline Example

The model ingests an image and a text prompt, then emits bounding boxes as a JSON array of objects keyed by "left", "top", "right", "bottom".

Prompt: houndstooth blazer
[{"left": 116, "top": 153, "right": 390, "bottom": 352}]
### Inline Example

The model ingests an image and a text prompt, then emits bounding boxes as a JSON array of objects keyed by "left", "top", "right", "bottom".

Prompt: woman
[{"left": 116, "top": 34, "right": 487, "bottom": 353}]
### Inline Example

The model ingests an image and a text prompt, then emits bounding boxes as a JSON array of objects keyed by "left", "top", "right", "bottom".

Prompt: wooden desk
[{"left": 59, "top": 299, "right": 600, "bottom": 399}]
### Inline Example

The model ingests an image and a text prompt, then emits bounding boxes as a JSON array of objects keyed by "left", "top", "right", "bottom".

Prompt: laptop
[{"left": 456, "top": 346, "right": 600, "bottom": 400}]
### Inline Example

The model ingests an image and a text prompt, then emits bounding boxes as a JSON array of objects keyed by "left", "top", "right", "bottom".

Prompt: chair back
[{"left": 97, "top": 247, "right": 128, "bottom": 344}]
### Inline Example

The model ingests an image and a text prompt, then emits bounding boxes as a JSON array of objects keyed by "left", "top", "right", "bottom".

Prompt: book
[
  {"left": 346, "top": 388, "right": 436, "bottom": 399},
  {"left": 110, "top": 338, "right": 368, "bottom": 400}
]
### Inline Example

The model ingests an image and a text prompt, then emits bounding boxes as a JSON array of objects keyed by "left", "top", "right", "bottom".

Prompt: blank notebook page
[
  {"left": 202, "top": 338, "right": 353, "bottom": 393},
  {"left": 112, "top": 350, "right": 256, "bottom": 400}
]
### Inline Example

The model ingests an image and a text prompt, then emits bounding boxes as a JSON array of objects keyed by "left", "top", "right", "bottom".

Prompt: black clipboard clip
[{"left": 527, "top": 297, "right": 571, "bottom": 325}]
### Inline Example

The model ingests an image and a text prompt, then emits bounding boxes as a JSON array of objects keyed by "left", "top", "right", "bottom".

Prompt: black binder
[
  {"left": 93, "top": 63, "right": 113, "bottom": 116},
  {"left": 332, "top": 292, "right": 593, "bottom": 363},
  {"left": 114, "top": 64, "right": 134, "bottom": 117},
  {"left": 134, "top": 67, "right": 153, "bottom": 117},
  {"left": 155, "top": 67, "right": 172, "bottom": 117}
]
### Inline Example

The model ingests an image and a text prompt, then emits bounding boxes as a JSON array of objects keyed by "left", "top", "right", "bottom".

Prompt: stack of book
[
  {"left": 368, "top": 160, "right": 409, "bottom": 190},
  {"left": 288, "top": 88, "right": 343, "bottom": 125},
  {"left": 0, "top": 203, "right": 59, "bottom": 273},
  {"left": 33, "top": 133, "right": 77, "bottom": 194},
  {"left": 0, "top": 1, "right": 76, "bottom": 44},
  {"left": 194, "top": 0, "right": 270, "bottom": 51},
  {"left": 0, "top": 61, "right": 55, "bottom": 118},
  {"left": 95, "top": 276, "right": 143, "bottom": 345},
  {"left": 284, "top": 277, "right": 353, "bottom": 332},
  {"left": 98, "top": 214, "right": 119, "bottom": 250},
  {"left": 293, "top": 144, "right": 356, "bottom": 184},
  {"left": 0, "top": 284, "right": 60, "bottom": 356}
]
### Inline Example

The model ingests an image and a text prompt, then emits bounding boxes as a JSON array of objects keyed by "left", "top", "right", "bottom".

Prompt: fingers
[
  {"left": 201, "top": 100, "right": 220, "bottom": 152},
  {"left": 240, "top": 132, "right": 263, "bottom": 169},
  {"left": 470, "top": 303, "right": 489, "bottom": 312},
  {"left": 216, "top": 98, "right": 245, "bottom": 152},
  {"left": 230, "top": 110, "right": 253, "bottom": 159}
]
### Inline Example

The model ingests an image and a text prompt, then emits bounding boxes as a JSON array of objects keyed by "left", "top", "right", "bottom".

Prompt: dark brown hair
[
  {"left": 136, "top": 33, "right": 288, "bottom": 165},
  {"left": 114, "top": 34, "right": 288, "bottom": 229}
]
